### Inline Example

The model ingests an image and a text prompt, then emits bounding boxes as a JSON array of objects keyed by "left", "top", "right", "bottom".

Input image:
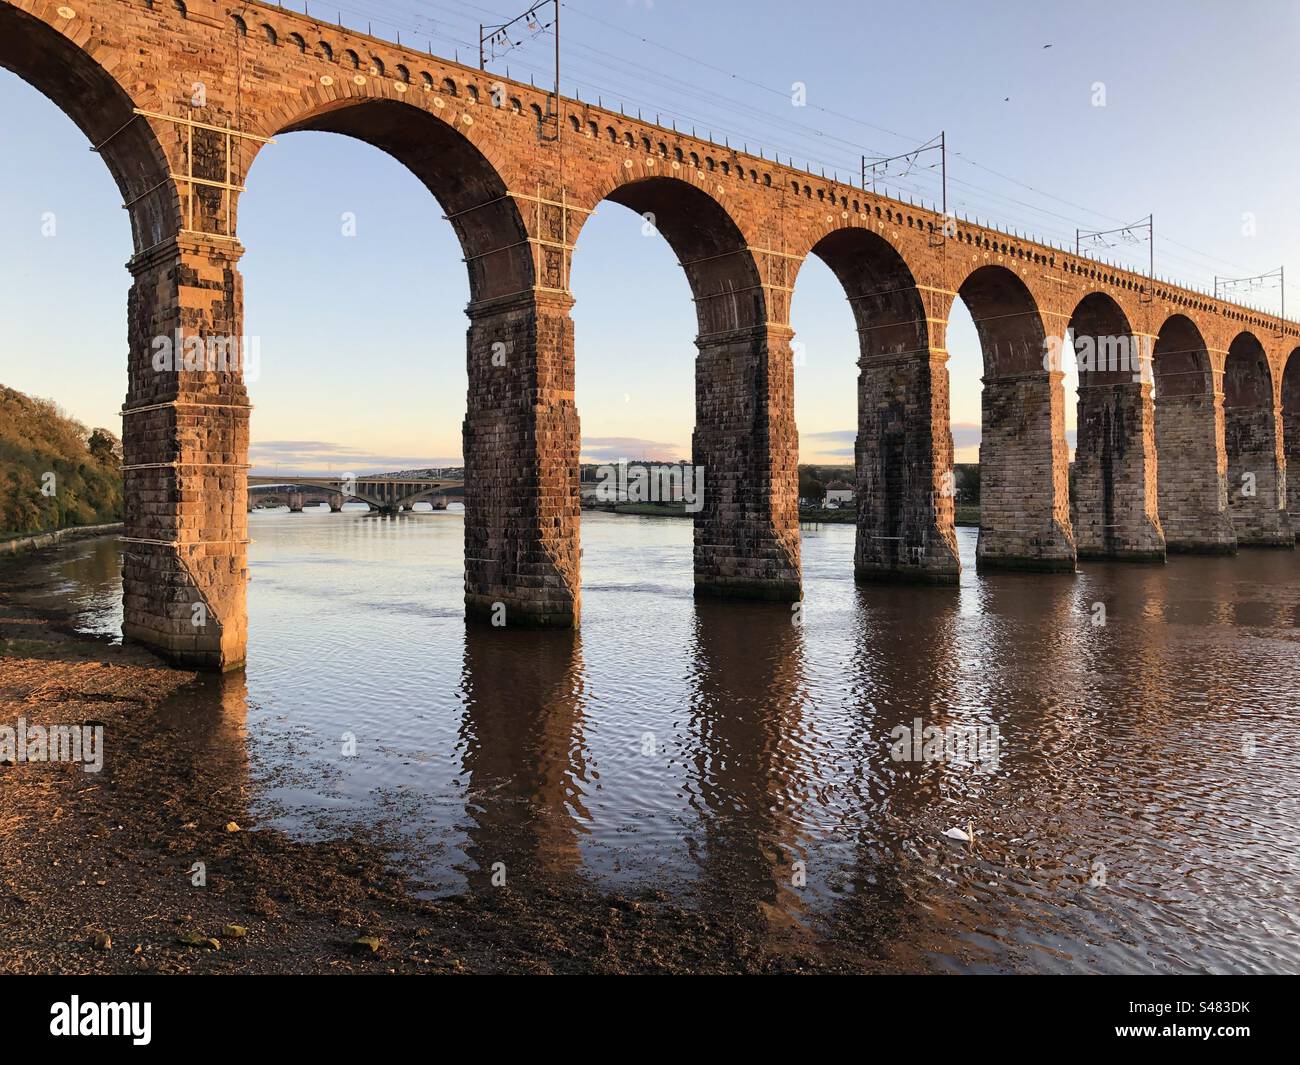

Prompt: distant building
[{"left": 825, "top": 480, "right": 854, "bottom": 506}]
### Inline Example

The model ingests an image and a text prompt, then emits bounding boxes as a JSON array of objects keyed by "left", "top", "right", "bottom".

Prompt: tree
[{"left": 799, "top": 468, "right": 826, "bottom": 503}]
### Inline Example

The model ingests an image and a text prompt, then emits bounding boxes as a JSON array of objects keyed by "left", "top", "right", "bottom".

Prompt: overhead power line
[{"left": 316, "top": 0, "right": 1281, "bottom": 308}]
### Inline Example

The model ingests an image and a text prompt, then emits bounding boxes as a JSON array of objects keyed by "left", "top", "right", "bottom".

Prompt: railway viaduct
[{"left": 3, "top": 0, "right": 1297, "bottom": 669}]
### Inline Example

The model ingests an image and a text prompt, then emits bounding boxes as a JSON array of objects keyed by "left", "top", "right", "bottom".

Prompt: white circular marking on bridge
[
  {"left": 57, "top": 6, "right": 76, "bottom": 19},
  {"left": 624, "top": 159, "right": 634, "bottom": 169},
  {"left": 434, "top": 97, "right": 445, "bottom": 108},
  {"left": 672, "top": 161, "right": 680, "bottom": 170},
  {"left": 645, "top": 157, "right": 656, "bottom": 167},
  {"left": 319, "top": 75, "right": 334, "bottom": 87},
  {"left": 462, "top": 114, "right": 474, "bottom": 125},
  {"left": 353, "top": 75, "right": 367, "bottom": 86},
  {"left": 395, "top": 82, "right": 407, "bottom": 92}
]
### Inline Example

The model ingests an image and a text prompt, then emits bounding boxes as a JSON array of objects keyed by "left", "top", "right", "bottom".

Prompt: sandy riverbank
[{"left": 0, "top": 541, "right": 927, "bottom": 975}]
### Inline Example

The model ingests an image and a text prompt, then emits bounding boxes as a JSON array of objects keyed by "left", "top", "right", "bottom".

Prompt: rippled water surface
[{"left": 14, "top": 509, "right": 1300, "bottom": 973}]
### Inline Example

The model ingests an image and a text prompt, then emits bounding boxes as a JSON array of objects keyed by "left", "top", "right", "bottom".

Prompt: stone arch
[
  {"left": 795, "top": 228, "right": 955, "bottom": 582},
  {"left": 1067, "top": 291, "right": 1137, "bottom": 387},
  {"left": 956, "top": 264, "right": 1046, "bottom": 377},
  {"left": 239, "top": 91, "right": 568, "bottom": 631},
  {"left": 1065, "top": 290, "right": 1164, "bottom": 560},
  {"left": 0, "top": 5, "right": 247, "bottom": 668},
  {"left": 1151, "top": 314, "right": 1233, "bottom": 551},
  {"left": 586, "top": 175, "right": 765, "bottom": 336},
  {"left": 1153, "top": 314, "right": 1212, "bottom": 399},
  {"left": 1224, "top": 331, "right": 1273, "bottom": 408},
  {"left": 249, "top": 95, "right": 533, "bottom": 302},
  {"left": 951, "top": 264, "right": 1074, "bottom": 570},
  {"left": 1283, "top": 348, "right": 1300, "bottom": 530},
  {"left": 570, "top": 174, "right": 799, "bottom": 601},
  {"left": 1224, "top": 331, "right": 1292, "bottom": 544},
  {"left": 0, "top": 4, "right": 178, "bottom": 250},
  {"left": 802, "top": 227, "right": 928, "bottom": 355}
]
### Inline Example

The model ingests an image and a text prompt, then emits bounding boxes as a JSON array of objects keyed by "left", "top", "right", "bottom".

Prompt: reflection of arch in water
[
  {"left": 456, "top": 628, "right": 590, "bottom": 891},
  {"left": 685, "top": 601, "right": 810, "bottom": 931}
]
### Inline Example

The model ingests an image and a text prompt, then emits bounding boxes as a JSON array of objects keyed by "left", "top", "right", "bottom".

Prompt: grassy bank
[{"left": 0, "top": 386, "right": 122, "bottom": 538}]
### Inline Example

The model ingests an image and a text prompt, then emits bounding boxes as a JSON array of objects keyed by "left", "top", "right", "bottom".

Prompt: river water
[{"left": 11, "top": 508, "right": 1300, "bottom": 973}]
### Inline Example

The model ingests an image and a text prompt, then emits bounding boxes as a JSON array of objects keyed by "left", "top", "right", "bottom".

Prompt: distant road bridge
[{"left": 247, "top": 476, "right": 465, "bottom": 514}]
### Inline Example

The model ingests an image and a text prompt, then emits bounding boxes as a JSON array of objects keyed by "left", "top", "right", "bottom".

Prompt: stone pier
[
  {"left": 1224, "top": 338, "right": 1293, "bottom": 546},
  {"left": 1072, "top": 379, "right": 1166, "bottom": 561},
  {"left": 120, "top": 237, "right": 250, "bottom": 671},
  {"left": 463, "top": 291, "right": 581, "bottom": 628},
  {"left": 693, "top": 324, "right": 801, "bottom": 601},
  {"left": 853, "top": 347, "right": 960, "bottom": 582},
  {"left": 977, "top": 371, "right": 1076, "bottom": 570}
]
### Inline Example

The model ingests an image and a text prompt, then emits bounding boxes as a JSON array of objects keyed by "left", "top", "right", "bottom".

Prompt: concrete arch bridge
[{"left": 246, "top": 476, "right": 463, "bottom": 514}]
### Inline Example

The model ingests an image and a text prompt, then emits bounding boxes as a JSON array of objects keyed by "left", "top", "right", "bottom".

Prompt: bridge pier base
[
  {"left": 976, "top": 371, "right": 1077, "bottom": 571},
  {"left": 1288, "top": 431, "right": 1300, "bottom": 543},
  {"left": 692, "top": 325, "right": 801, "bottom": 602},
  {"left": 853, "top": 347, "right": 961, "bottom": 584},
  {"left": 1073, "top": 380, "right": 1167, "bottom": 561},
  {"left": 1155, "top": 391, "right": 1237, "bottom": 553},
  {"left": 120, "top": 237, "right": 249, "bottom": 672},
  {"left": 1226, "top": 405, "right": 1293, "bottom": 546},
  {"left": 463, "top": 291, "right": 581, "bottom": 628}
]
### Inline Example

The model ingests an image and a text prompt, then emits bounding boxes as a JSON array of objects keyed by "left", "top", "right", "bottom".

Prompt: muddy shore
[{"left": 0, "top": 542, "right": 930, "bottom": 975}]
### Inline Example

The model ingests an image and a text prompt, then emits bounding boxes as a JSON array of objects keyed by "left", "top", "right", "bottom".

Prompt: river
[{"left": 9, "top": 507, "right": 1300, "bottom": 973}]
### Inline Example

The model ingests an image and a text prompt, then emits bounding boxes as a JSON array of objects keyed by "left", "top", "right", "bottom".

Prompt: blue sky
[{"left": 2, "top": 0, "right": 1297, "bottom": 471}]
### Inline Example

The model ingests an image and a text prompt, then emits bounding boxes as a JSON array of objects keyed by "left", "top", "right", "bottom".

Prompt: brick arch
[
  {"left": 1225, "top": 330, "right": 1273, "bottom": 407},
  {"left": 1068, "top": 290, "right": 1136, "bottom": 386},
  {"left": 1283, "top": 347, "right": 1300, "bottom": 413},
  {"left": 1153, "top": 313, "right": 1212, "bottom": 398},
  {"left": 1067, "top": 290, "right": 1164, "bottom": 561},
  {"left": 799, "top": 227, "right": 928, "bottom": 356},
  {"left": 568, "top": 172, "right": 799, "bottom": 601},
  {"left": 574, "top": 174, "right": 765, "bottom": 335},
  {"left": 1224, "top": 330, "right": 1291, "bottom": 544},
  {"left": 954, "top": 264, "right": 1048, "bottom": 377},
  {"left": 1152, "top": 314, "right": 1233, "bottom": 552},
  {"left": 953, "top": 264, "right": 1075, "bottom": 570},
  {"left": 793, "top": 227, "right": 956, "bottom": 582},
  {"left": 1283, "top": 348, "right": 1300, "bottom": 529},
  {"left": 0, "top": 2, "right": 177, "bottom": 249},
  {"left": 247, "top": 94, "right": 532, "bottom": 302}
]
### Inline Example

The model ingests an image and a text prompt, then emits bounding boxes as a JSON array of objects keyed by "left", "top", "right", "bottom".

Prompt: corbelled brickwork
[{"left": 3, "top": 0, "right": 1297, "bottom": 669}]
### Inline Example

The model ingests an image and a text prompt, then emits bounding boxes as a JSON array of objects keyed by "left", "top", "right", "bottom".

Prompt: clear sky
[{"left": 3, "top": 0, "right": 1298, "bottom": 472}]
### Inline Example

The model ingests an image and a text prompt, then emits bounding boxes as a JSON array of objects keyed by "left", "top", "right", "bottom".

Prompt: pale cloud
[
  {"left": 250, "top": 440, "right": 461, "bottom": 475},
  {"left": 580, "top": 436, "right": 686, "bottom": 462},
  {"left": 801, "top": 428, "right": 855, "bottom": 460}
]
